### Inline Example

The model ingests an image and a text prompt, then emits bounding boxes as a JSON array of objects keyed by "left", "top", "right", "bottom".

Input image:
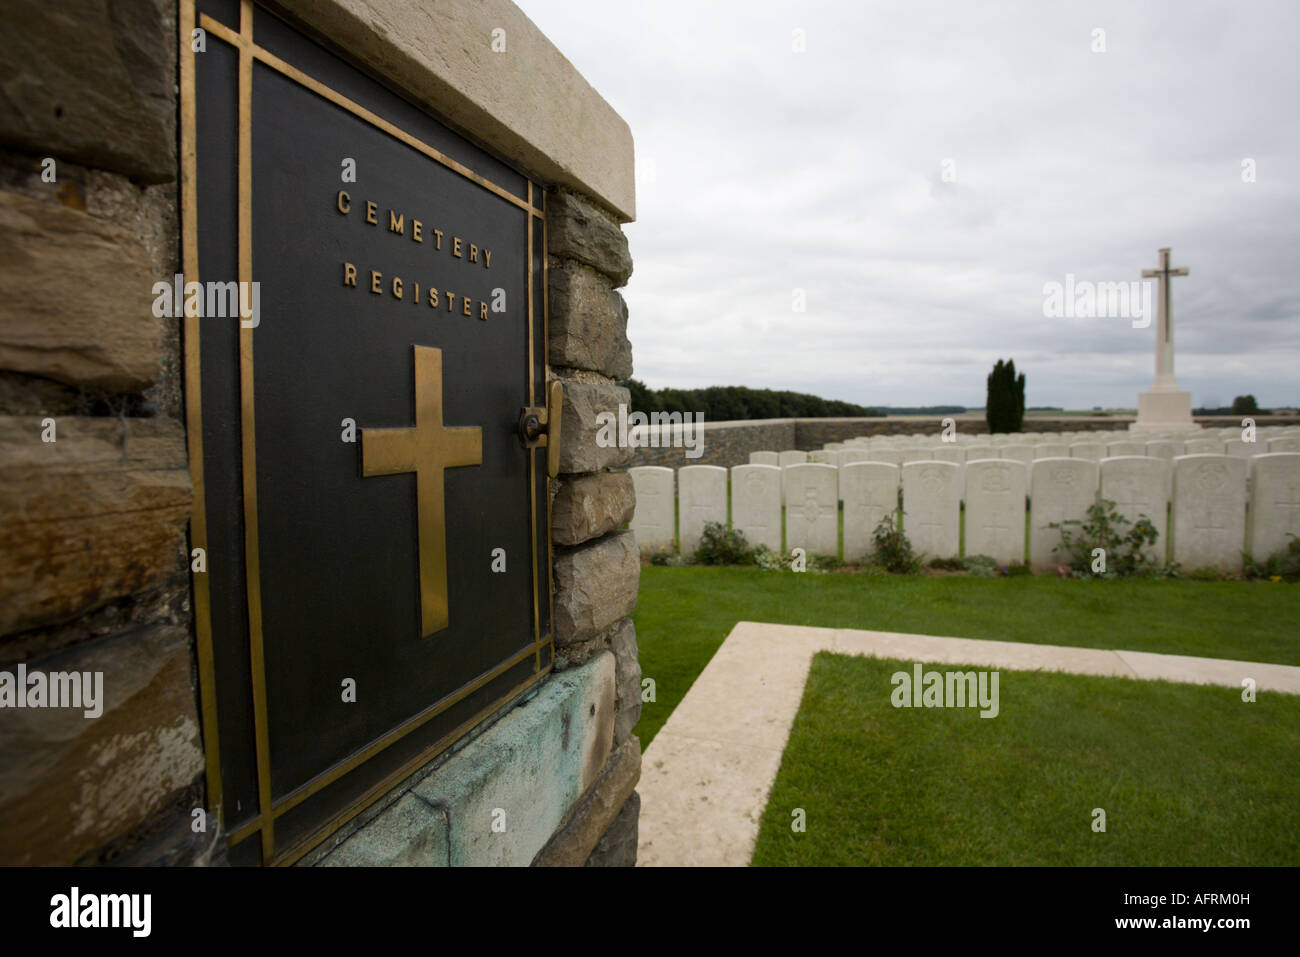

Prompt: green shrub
[
  {"left": 1048, "top": 499, "right": 1161, "bottom": 578},
  {"left": 962, "top": 554, "right": 1000, "bottom": 578},
  {"left": 871, "top": 514, "right": 920, "bottom": 574},
  {"left": 752, "top": 544, "right": 837, "bottom": 573},
  {"left": 1245, "top": 535, "right": 1300, "bottom": 582},
  {"left": 694, "top": 522, "right": 753, "bottom": 565},
  {"left": 928, "top": 556, "right": 964, "bottom": 571}
]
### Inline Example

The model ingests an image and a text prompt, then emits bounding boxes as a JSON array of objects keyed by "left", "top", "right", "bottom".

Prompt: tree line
[{"left": 619, "top": 379, "right": 883, "bottom": 420}]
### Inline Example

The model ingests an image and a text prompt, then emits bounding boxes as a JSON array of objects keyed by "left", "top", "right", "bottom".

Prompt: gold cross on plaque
[{"left": 361, "top": 345, "right": 482, "bottom": 637}]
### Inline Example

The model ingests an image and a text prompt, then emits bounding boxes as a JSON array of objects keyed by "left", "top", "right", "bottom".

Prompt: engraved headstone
[
  {"left": 1249, "top": 453, "right": 1300, "bottom": 562},
  {"left": 841, "top": 462, "right": 900, "bottom": 562},
  {"left": 1099, "top": 456, "right": 1170, "bottom": 563},
  {"left": 964, "top": 460, "right": 1027, "bottom": 564},
  {"left": 678, "top": 465, "right": 728, "bottom": 556},
  {"left": 628, "top": 466, "right": 675, "bottom": 551},
  {"left": 784, "top": 463, "right": 839, "bottom": 557},
  {"left": 1172, "top": 455, "right": 1247, "bottom": 572},
  {"left": 730, "top": 464, "right": 782, "bottom": 552},
  {"left": 1028, "top": 458, "right": 1098, "bottom": 571},
  {"left": 900, "top": 461, "right": 960, "bottom": 560}
]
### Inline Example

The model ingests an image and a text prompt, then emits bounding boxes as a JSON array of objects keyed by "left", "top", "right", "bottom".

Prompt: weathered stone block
[
  {"left": 557, "top": 380, "right": 632, "bottom": 474},
  {"left": 533, "top": 736, "right": 641, "bottom": 866},
  {"left": 547, "top": 189, "right": 633, "bottom": 287},
  {"left": 609, "top": 618, "right": 641, "bottom": 745},
  {"left": 553, "top": 531, "right": 639, "bottom": 644},
  {"left": 0, "top": 191, "right": 163, "bottom": 391},
  {"left": 585, "top": 790, "right": 640, "bottom": 867},
  {"left": 551, "top": 471, "right": 635, "bottom": 546},
  {"left": 0, "top": 415, "right": 191, "bottom": 635},
  {"left": 0, "top": 0, "right": 176, "bottom": 183},
  {"left": 0, "top": 624, "right": 204, "bottom": 865},
  {"left": 548, "top": 260, "right": 632, "bottom": 378},
  {"left": 414, "top": 653, "right": 615, "bottom": 866},
  {"left": 318, "top": 793, "right": 450, "bottom": 866}
]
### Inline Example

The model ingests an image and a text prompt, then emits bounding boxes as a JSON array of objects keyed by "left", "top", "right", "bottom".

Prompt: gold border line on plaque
[
  {"left": 543, "top": 189, "right": 555, "bottom": 659},
  {"left": 179, "top": 0, "right": 224, "bottom": 827},
  {"left": 186, "top": 0, "right": 553, "bottom": 865},
  {"left": 528, "top": 181, "right": 539, "bottom": 669}
]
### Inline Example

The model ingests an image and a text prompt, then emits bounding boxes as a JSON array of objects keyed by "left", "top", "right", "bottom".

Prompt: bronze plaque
[{"left": 182, "top": 0, "right": 551, "bottom": 865}]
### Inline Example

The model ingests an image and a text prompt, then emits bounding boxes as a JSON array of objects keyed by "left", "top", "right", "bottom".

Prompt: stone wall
[
  {"left": 0, "top": 1, "right": 208, "bottom": 865},
  {"left": 623, "top": 415, "right": 1300, "bottom": 468},
  {"left": 0, "top": 0, "right": 640, "bottom": 867}
]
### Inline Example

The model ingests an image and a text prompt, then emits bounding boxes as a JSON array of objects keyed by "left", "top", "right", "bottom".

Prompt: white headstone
[
  {"left": 1107, "top": 441, "right": 1145, "bottom": 457},
  {"left": 1099, "top": 456, "right": 1170, "bottom": 563},
  {"left": 678, "top": 465, "right": 728, "bottom": 556},
  {"left": 867, "top": 447, "right": 902, "bottom": 466},
  {"left": 628, "top": 466, "right": 675, "bottom": 551},
  {"left": 841, "top": 462, "right": 900, "bottom": 562},
  {"left": 784, "top": 463, "right": 839, "bottom": 557},
  {"left": 929, "top": 446, "right": 965, "bottom": 465},
  {"left": 730, "top": 464, "right": 782, "bottom": 552},
  {"left": 1268, "top": 436, "right": 1300, "bottom": 454},
  {"left": 809, "top": 450, "right": 837, "bottom": 464},
  {"left": 1034, "top": 443, "right": 1069, "bottom": 459},
  {"left": 1028, "top": 458, "right": 1098, "bottom": 571},
  {"left": 1249, "top": 453, "right": 1300, "bottom": 561},
  {"left": 778, "top": 450, "right": 809, "bottom": 503},
  {"left": 964, "top": 444, "right": 994, "bottom": 460},
  {"left": 1069, "top": 442, "right": 1106, "bottom": 461},
  {"left": 901, "top": 461, "right": 961, "bottom": 560},
  {"left": 964, "top": 459, "right": 1027, "bottom": 564},
  {"left": 1144, "top": 440, "right": 1180, "bottom": 461},
  {"left": 749, "top": 451, "right": 779, "bottom": 466},
  {"left": 841, "top": 449, "right": 873, "bottom": 464},
  {"left": 1184, "top": 438, "right": 1224, "bottom": 455},
  {"left": 1223, "top": 439, "right": 1257, "bottom": 459},
  {"left": 1172, "top": 455, "right": 1247, "bottom": 572},
  {"left": 900, "top": 448, "right": 933, "bottom": 463}
]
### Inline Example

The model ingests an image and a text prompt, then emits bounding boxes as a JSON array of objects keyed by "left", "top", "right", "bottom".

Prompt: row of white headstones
[{"left": 628, "top": 427, "right": 1300, "bottom": 572}]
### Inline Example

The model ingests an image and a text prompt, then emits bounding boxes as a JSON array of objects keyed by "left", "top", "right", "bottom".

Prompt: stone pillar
[
  {"left": 538, "top": 186, "right": 642, "bottom": 866},
  {"left": 0, "top": 2, "right": 211, "bottom": 864},
  {"left": 1, "top": 0, "right": 641, "bottom": 867}
]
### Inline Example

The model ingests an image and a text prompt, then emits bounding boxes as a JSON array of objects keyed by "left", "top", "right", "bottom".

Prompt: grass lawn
[
  {"left": 631, "top": 566, "right": 1300, "bottom": 746},
  {"left": 751, "top": 652, "right": 1300, "bottom": 865}
]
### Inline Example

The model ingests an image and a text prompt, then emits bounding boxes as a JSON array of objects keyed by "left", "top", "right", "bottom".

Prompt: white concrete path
[{"left": 636, "top": 622, "right": 1300, "bottom": 867}]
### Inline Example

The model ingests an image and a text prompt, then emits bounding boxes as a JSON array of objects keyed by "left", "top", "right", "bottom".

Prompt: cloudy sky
[{"left": 518, "top": 0, "right": 1299, "bottom": 410}]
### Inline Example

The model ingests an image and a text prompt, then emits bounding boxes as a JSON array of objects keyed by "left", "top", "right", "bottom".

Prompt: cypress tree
[{"left": 986, "top": 359, "right": 1026, "bottom": 433}]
